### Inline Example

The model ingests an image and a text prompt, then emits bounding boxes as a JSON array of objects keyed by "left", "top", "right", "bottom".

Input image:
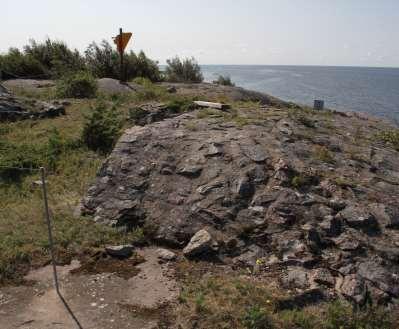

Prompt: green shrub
[
  {"left": 56, "top": 71, "right": 97, "bottom": 98},
  {"left": 47, "top": 128, "right": 63, "bottom": 171},
  {"left": 0, "top": 39, "right": 85, "bottom": 79},
  {"left": 24, "top": 39, "right": 85, "bottom": 78},
  {"left": 242, "top": 306, "right": 274, "bottom": 329},
  {"left": 376, "top": 130, "right": 399, "bottom": 151},
  {"left": 0, "top": 141, "right": 45, "bottom": 181},
  {"left": 1, "top": 38, "right": 160, "bottom": 81},
  {"left": 313, "top": 145, "right": 335, "bottom": 163},
  {"left": 132, "top": 77, "right": 152, "bottom": 85},
  {"left": 0, "top": 48, "right": 46, "bottom": 79},
  {"left": 82, "top": 103, "right": 122, "bottom": 154},
  {"left": 166, "top": 98, "right": 196, "bottom": 113},
  {"left": 85, "top": 41, "right": 161, "bottom": 81},
  {"left": 129, "top": 107, "right": 148, "bottom": 124},
  {"left": 165, "top": 56, "right": 203, "bottom": 83},
  {"left": 324, "top": 300, "right": 392, "bottom": 329},
  {"left": 213, "top": 75, "right": 235, "bottom": 86}
]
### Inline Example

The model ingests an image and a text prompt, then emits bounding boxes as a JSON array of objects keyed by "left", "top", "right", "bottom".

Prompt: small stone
[
  {"left": 318, "top": 216, "right": 342, "bottom": 237},
  {"left": 338, "top": 206, "right": 379, "bottom": 231},
  {"left": 183, "top": 229, "right": 213, "bottom": 257},
  {"left": 206, "top": 143, "right": 223, "bottom": 156},
  {"left": 156, "top": 248, "right": 177, "bottom": 262},
  {"left": 241, "top": 144, "right": 268, "bottom": 162},
  {"left": 235, "top": 176, "right": 254, "bottom": 198},
  {"left": 312, "top": 268, "right": 335, "bottom": 287},
  {"left": 166, "top": 86, "right": 177, "bottom": 93},
  {"left": 177, "top": 165, "right": 202, "bottom": 177},
  {"left": 339, "top": 274, "right": 366, "bottom": 304},
  {"left": 105, "top": 245, "right": 133, "bottom": 258},
  {"left": 283, "top": 268, "right": 309, "bottom": 289}
]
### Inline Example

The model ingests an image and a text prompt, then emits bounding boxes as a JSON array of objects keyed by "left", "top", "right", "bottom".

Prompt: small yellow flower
[{"left": 256, "top": 259, "right": 263, "bottom": 265}]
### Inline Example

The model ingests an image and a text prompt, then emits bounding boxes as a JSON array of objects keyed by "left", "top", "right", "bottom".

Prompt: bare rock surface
[
  {"left": 97, "top": 78, "right": 142, "bottom": 95},
  {"left": 83, "top": 90, "right": 399, "bottom": 304},
  {"left": 2, "top": 79, "right": 55, "bottom": 90},
  {"left": 0, "top": 85, "right": 66, "bottom": 121},
  {"left": 0, "top": 248, "right": 178, "bottom": 329},
  {"left": 161, "top": 82, "right": 295, "bottom": 108}
]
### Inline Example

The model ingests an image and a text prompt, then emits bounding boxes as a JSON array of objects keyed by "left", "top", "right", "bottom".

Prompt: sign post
[{"left": 113, "top": 28, "right": 132, "bottom": 83}]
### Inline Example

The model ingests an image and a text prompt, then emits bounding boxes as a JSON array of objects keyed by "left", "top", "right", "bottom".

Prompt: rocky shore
[{"left": 82, "top": 83, "right": 399, "bottom": 306}]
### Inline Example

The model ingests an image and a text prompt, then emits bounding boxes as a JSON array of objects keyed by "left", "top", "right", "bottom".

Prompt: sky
[{"left": 2, "top": 0, "right": 399, "bottom": 67}]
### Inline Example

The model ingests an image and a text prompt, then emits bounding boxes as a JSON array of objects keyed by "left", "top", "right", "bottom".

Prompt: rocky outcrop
[
  {"left": 0, "top": 86, "right": 66, "bottom": 121},
  {"left": 83, "top": 94, "right": 399, "bottom": 304},
  {"left": 161, "top": 82, "right": 296, "bottom": 108}
]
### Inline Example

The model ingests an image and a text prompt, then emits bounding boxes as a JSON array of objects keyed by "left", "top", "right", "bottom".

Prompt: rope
[
  {"left": 0, "top": 166, "right": 41, "bottom": 171},
  {"left": 1, "top": 69, "right": 50, "bottom": 80}
]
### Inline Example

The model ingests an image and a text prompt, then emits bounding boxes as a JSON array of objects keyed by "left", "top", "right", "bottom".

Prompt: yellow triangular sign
[{"left": 113, "top": 32, "right": 132, "bottom": 53}]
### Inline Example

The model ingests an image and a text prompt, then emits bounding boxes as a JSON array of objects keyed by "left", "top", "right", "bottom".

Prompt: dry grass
[
  {"left": 175, "top": 263, "right": 398, "bottom": 329},
  {"left": 0, "top": 86, "right": 168, "bottom": 284}
]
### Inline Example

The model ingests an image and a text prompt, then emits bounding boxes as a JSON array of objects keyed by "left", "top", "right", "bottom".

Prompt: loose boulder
[
  {"left": 183, "top": 229, "right": 213, "bottom": 257},
  {"left": 105, "top": 245, "right": 134, "bottom": 258}
]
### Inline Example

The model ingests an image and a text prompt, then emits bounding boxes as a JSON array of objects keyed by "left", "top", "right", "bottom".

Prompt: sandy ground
[{"left": 0, "top": 248, "right": 179, "bottom": 329}]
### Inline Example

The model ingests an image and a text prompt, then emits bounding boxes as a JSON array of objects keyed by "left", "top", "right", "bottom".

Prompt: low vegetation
[
  {"left": 85, "top": 40, "right": 161, "bottom": 82},
  {"left": 176, "top": 270, "right": 396, "bottom": 329},
  {"left": 0, "top": 38, "right": 161, "bottom": 82},
  {"left": 165, "top": 56, "right": 204, "bottom": 83},
  {"left": 213, "top": 75, "right": 235, "bottom": 86},
  {"left": 376, "top": 129, "right": 399, "bottom": 150},
  {"left": 313, "top": 145, "right": 335, "bottom": 163},
  {"left": 56, "top": 71, "right": 98, "bottom": 98},
  {"left": 82, "top": 102, "right": 122, "bottom": 154},
  {"left": 0, "top": 80, "right": 200, "bottom": 285}
]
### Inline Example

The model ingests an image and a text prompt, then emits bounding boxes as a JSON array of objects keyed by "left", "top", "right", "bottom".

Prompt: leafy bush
[
  {"left": 324, "top": 300, "right": 392, "bottom": 329},
  {"left": 129, "top": 107, "right": 148, "bottom": 124},
  {"left": 56, "top": 71, "right": 98, "bottom": 98},
  {"left": 0, "top": 48, "right": 46, "bottom": 79},
  {"left": 82, "top": 103, "right": 122, "bottom": 154},
  {"left": 242, "top": 306, "right": 274, "bottom": 329},
  {"left": 85, "top": 41, "right": 161, "bottom": 81},
  {"left": 85, "top": 40, "right": 119, "bottom": 79},
  {"left": 1, "top": 38, "right": 160, "bottom": 81},
  {"left": 165, "top": 56, "right": 203, "bottom": 83},
  {"left": 0, "top": 141, "right": 45, "bottom": 181},
  {"left": 166, "top": 98, "right": 196, "bottom": 113},
  {"left": 47, "top": 128, "right": 64, "bottom": 170},
  {"left": 24, "top": 39, "right": 85, "bottom": 78},
  {"left": 0, "top": 128, "right": 76, "bottom": 181},
  {"left": 213, "top": 75, "right": 235, "bottom": 86},
  {"left": 132, "top": 77, "right": 152, "bottom": 85},
  {"left": 313, "top": 145, "right": 335, "bottom": 163},
  {"left": 376, "top": 130, "right": 399, "bottom": 150},
  {"left": 0, "top": 39, "right": 85, "bottom": 79}
]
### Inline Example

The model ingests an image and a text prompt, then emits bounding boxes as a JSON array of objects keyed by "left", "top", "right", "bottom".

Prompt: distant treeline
[{"left": 0, "top": 38, "right": 203, "bottom": 83}]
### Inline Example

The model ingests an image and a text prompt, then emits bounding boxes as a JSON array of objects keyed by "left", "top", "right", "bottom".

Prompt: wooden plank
[{"left": 194, "top": 101, "right": 229, "bottom": 110}]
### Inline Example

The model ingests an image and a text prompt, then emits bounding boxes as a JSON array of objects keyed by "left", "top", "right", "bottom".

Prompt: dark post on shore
[
  {"left": 314, "top": 100, "right": 325, "bottom": 111},
  {"left": 113, "top": 28, "right": 132, "bottom": 83},
  {"left": 119, "top": 28, "right": 124, "bottom": 83}
]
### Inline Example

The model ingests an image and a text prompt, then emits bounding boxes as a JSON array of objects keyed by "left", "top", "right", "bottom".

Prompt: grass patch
[
  {"left": 375, "top": 130, "right": 399, "bottom": 151},
  {"left": 333, "top": 177, "right": 357, "bottom": 189},
  {"left": 289, "top": 110, "right": 316, "bottom": 128},
  {"left": 0, "top": 99, "right": 140, "bottom": 285},
  {"left": 176, "top": 270, "right": 397, "bottom": 329},
  {"left": 313, "top": 145, "right": 335, "bottom": 164}
]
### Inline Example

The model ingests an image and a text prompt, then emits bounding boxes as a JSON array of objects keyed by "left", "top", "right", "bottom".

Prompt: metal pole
[
  {"left": 40, "top": 167, "right": 60, "bottom": 294},
  {"left": 119, "top": 27, "right": 124, "bottom": 83},
  {"left": 40, "top": 167, "right": 83, "bottom": 328}
]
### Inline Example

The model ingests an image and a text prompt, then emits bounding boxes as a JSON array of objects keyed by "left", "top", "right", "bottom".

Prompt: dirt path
[{"left": 0, "top": 248, "right": 179, "bottom": 329}]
